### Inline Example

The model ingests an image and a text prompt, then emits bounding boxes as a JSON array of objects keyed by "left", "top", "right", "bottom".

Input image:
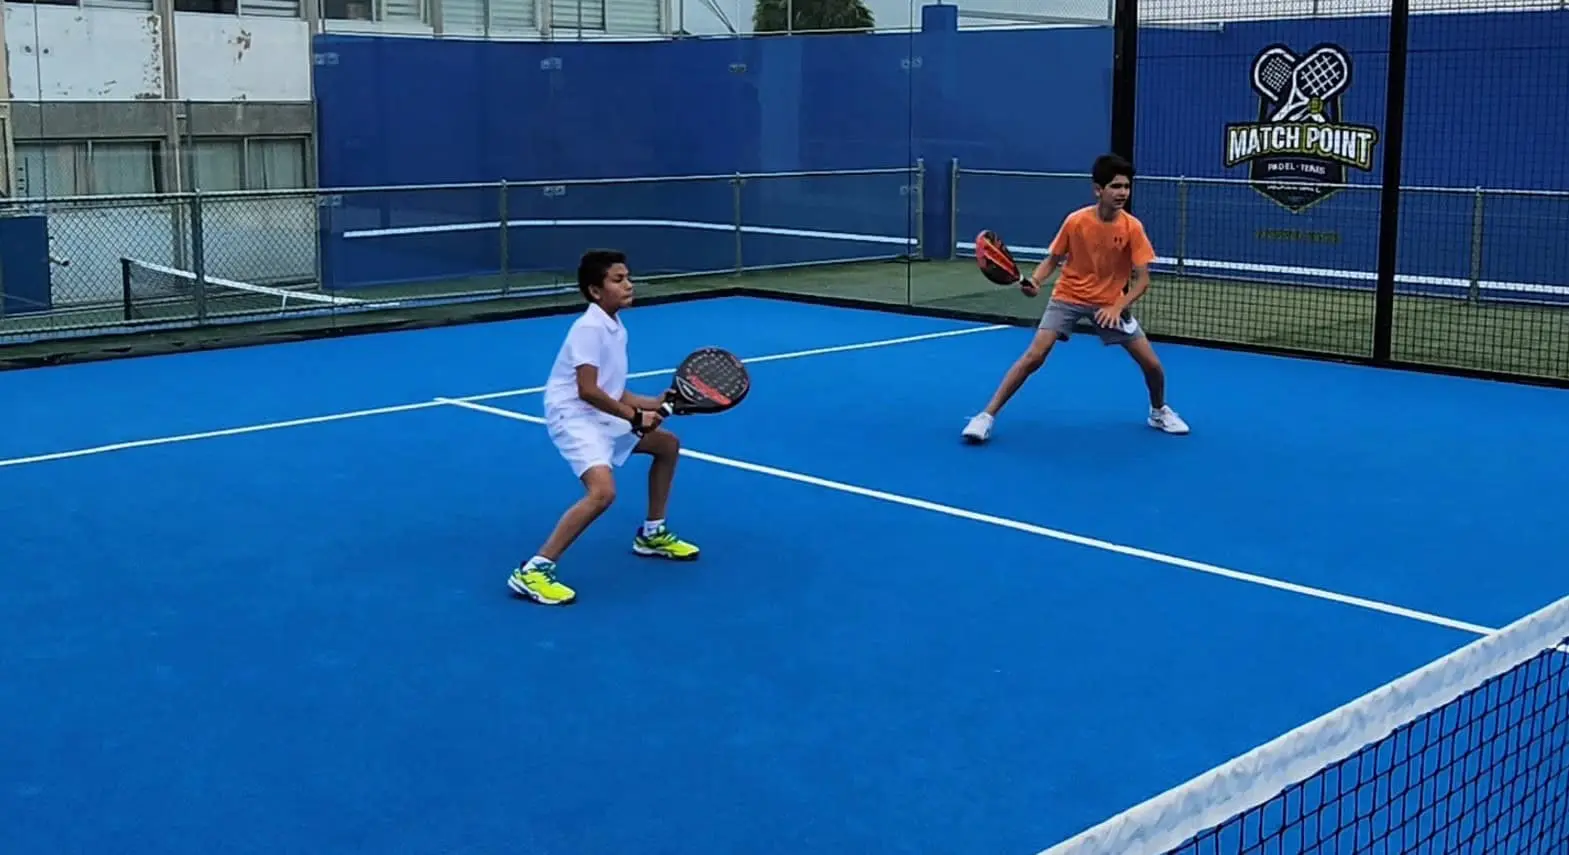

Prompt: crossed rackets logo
[
  {"left": 1223, "top": 42, "right": 1380, "bottom": 213},
  {"left": 1252, "top": 44, "right": 1350, "bottom": 123}
]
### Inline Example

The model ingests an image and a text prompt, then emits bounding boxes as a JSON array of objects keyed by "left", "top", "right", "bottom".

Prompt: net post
[
  {"left": 1372, "top": 0, "right": 1411, "bottom": 363},
  {"left": 914, "top": 158, "right": 926, "bottom": 261},
  {"left": 498, "top": 180, "right": 510, "bottom": 295},
  {"left": 190, "top": 190, "right": 208, "bottom": 324},
  {"left": 1176, "top": 176, "right": 1188, "bottom": 279},
  {"left": 1109, "top": 0, "right": 1137, "bottom": 165}
]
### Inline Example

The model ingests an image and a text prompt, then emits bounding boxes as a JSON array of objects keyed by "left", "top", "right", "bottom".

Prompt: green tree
[{"left": 753, "top": 0, "right": 875, "bottom": 33}]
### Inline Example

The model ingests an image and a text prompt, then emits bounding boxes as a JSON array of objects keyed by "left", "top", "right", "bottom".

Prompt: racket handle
[{"left": 630, "top": 406, "right": 668, "bottom": 434}]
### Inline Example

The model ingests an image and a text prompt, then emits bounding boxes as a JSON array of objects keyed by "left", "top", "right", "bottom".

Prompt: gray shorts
[{"left": 1038, "top": 299, "right": 1146, "bottom": 346}]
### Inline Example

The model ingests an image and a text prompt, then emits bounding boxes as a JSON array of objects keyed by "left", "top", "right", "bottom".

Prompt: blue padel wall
[
  {"left": 313, "top": 7, "right": 1569, "bottom": 304},
  {"left": 951, "top": 9, "right": 1569, "bottom": 303},
  {"left": 1122, "top": 9, "right": 1568, "bottom": 302},
  {"left": 310, "top": 9, "right": 1113, "bottom": 291}
]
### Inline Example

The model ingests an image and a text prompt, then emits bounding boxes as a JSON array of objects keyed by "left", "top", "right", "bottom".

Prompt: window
[
  {"left": 172, "top": 0, "right": 301, "bottom": 15},
  {"left": 185, "top": 137, "right": 308, "bottom": 191},
  {"left": 321, "top": 0, "right": 373, "bottom": 18},
  {"left": 5, "top": 0, "right": 158, "bottom": 7},
  {"left": 91, "top": 142, "right": 161, "bottom": 194},
  {"left": 442, "top": 0, "right": 538, "bottom": 33},
  {"left": 15, "top": 143, "right": 84, "bottom": 198},
  {"left": 322, "top": 0, "right": 426, "bottom": 22},
  {"left": 552, "top": 0, "right": 605, "bottom": 30},
  {"left": 12, "top": 138, "right": 303, "bottom": 198},
  {"left": 246, "top": 139, "right": 308, "bottom": 189},
  {"left": 84, "top": 0, "right": 156, "bottom": 10},
  {"left": 188, "top": 140, "right": 245, "bottom": 191},
  {"left": 14, "top": 140, "right": 162, "bottom": 198}
]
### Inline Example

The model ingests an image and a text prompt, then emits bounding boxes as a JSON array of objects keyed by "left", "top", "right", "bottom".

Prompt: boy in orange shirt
[{"left": 962, "top": 153, "right": 1190, "bottom": 442}]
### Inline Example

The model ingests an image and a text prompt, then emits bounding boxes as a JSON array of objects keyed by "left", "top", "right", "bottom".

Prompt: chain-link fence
[
  {"left": 1106, "top": 0, "right": 1569, "bottom": 384},
  {"left": 944, "top": 168, "right": 1569, "bottom": 381},
  {"left": 0, "top": 164, "right": 925, "bottom": 353}
]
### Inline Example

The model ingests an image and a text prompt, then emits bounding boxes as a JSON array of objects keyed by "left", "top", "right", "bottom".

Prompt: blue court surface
[{"left": 4, "top": 295, "right": 1568, "bottom": 855}]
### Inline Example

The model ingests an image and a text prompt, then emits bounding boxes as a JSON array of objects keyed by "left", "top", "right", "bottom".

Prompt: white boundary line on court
[
  {"left": 0, "top": 323, "right": 1010, "bottom": 469},
  {"left": 434, "top": 395, "right": 1498, "bottom": 639}
]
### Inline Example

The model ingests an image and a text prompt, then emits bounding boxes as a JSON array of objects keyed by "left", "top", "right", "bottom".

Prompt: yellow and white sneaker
[
  {"left": 508, "top": 559, "right": 577, "bottom": 605},
  {"left": 632, "top": 523, "right": 700, "bottom": 561}
]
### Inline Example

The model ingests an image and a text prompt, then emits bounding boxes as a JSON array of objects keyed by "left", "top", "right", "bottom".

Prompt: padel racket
[
  {"left": 658, "top": 346, "right": 751, "bottom": 417},
  {"left": 975, "top": 230, "right": 1028, "bottom": 287}
]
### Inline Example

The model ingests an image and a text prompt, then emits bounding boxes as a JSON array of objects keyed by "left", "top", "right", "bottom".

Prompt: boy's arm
[
  {"left": 564, "top": 325, "right": 655, "bottom": 425},
  {"left": 575, "top": 364, "right": 641, "bottom": 423},
  {"left": 1027, "top": 254, "right": 1062, "bottom": 288},
  {"left": 1025, "top": 219, "right": 1073, "bottom": 289},
  {"left": 1114, "top": 220, "right": 1158, "bottom": 311},
  {"left": 1115, "top": 265, "right": 1151, "bottom": 311},
  {"left": 620, "top": 390, "right": 669, "bottom": 411}
]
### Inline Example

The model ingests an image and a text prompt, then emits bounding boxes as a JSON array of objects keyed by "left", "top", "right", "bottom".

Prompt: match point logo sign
[{"left": 1224, "top": 43, "right": 1380, "bottom": 212}]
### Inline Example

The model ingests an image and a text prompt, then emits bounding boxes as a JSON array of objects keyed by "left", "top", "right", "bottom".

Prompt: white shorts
[{"left": 546, "top": 408, "right": 640, "bottom": 478}]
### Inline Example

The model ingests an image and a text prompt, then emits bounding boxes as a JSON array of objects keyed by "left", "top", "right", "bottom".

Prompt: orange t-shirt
[{"left": 1047, "top": 206, "right": 1157, "bottom": 308}]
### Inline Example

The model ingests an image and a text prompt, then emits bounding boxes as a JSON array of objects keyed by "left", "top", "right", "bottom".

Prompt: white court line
[
  {"left": 0, "top": 323, "right": 1010, "bottom": 469},
  {"left": 464, "top": 322, "right": 1010, "bottom": 402},
  {"left": 0, "top": 401, "right": 452, "bottom": 468},
  {"left": 434, "top": 396, "right": 1499, "bottom": 638}
]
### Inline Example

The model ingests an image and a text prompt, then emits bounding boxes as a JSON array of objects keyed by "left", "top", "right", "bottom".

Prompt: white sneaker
[
  {"left": 1148, "top": 405, "right": 1190, "bottom": 435},
  {"left": 961, "top": 412, "right": 994, "bottom": 443}
]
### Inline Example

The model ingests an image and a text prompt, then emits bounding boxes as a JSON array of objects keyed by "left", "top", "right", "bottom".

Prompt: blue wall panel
[
  {"left": 311, "top": 9, "right": 1566, "bottom": 302},
  {"left": 310, "top": 22, "right": 1113, "bottom": 293},
  {"left": 1127, "top": 9, "right": 1569, "bottom": 301},
  {"left": 0, "top": 215, "right": 52, "bottom": 316}
]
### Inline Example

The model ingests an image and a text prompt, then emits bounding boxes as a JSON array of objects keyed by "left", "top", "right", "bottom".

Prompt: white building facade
[{"left": 1, "top": 0, "right": 671, "bottom": 199}]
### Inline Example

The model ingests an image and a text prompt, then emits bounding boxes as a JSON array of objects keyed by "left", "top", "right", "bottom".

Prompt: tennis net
[
  {"left": 1038, "top": 595, "right": 1569, "bottom": 855},
  {"left": 120, "top": 257, "right": 382, "bottom": 323}
]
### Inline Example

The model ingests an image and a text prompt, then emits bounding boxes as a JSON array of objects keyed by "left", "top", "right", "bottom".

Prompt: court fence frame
[
  {"left": 950, "top": 168, "right": 1569, "bottom": 308},
  {"left": 1103, "top": 0, "right": 1569, "bottom": 386},
  {"left": 1, "top": 160, "right": 1565, "bottom": 387}
]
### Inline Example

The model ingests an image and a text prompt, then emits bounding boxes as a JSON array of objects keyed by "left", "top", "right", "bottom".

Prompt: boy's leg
[
  {"left": 538, "top": 466, "right": 619, "bottom": 561},
  {"left": 509, "top": 413, "right": 632, "bottom": 605},
  {"left": 962, "top": 301, "right": 1075, "bottom": 442},
  {"left": 510, "top": 465, "right": 616, "bottom": 605},
  {"left": 629, "top": 428, "right": 700, "bottom": 560},
  {"left": 1119, "top": 334, "right": 1190, "bottom": 435}
]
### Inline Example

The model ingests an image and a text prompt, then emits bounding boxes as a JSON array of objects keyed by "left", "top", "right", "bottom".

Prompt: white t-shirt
[{"left": 542, "top": 303, "right": 629, "bottom": 424}]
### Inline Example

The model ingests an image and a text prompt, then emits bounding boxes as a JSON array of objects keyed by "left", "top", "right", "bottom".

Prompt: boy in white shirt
[{"left": 510, "top": 249, "right": 700, "bottom": 605}]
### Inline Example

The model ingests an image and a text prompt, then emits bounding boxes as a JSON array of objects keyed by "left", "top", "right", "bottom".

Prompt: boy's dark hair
[
  {"left": 1091, "top": 154, "right": 1135, "bottom": 188},
  {"left": 576, "top": 249, "right": 627, "bottom": 301}
]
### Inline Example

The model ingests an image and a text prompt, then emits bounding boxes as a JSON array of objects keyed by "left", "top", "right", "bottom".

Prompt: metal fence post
[
  {"left": 191, "top": 190, "right": 208, "bottom": 324},
  {"left": 732, "top": 173, "right": 744, "bottom": 274},
  {"left": 914, "top": 158, "right": 926, "bottom": 260},
  {"left": 1176, "top": 176, "right": 1188, "bottom": 279},
  {"left": 948, "top": 157, "right": 960, "bottom": 260},
  {"left": 1468, "top": 187, "right": 1484, "bottom": 305},
  {"left": 498, "top": 180, "right": 510, "bottom": 294},
  {"left": 1371, "top": 0, "right": 1413, "bottom": 362}
]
